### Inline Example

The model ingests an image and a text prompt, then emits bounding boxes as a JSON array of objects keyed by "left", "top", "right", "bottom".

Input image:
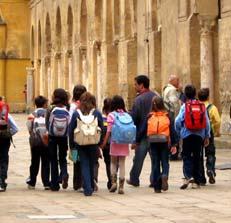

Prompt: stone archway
[
  {"left": 45, "top": 13, "right": 52, "bottom": 98},
  {"left": 37, "top": 21, "right": 42, "bottom": 94},
  {"left": 55, "top": 6, "right": 62, "bottom": 88},
  {"left": 79, "top": 0, "right": 88, "bottom": 86},
  {"left": 65, "top": 5, "right": 74, "bottom": 91}
]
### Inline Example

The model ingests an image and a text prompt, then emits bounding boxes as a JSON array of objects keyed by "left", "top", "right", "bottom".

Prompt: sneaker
[
  {"left": 191, "top": 183, "right": 200, "bottom": 189},
  {"left": 62, "top": 176, "right": 69, "bottom": 189},
  {"left": 27, "top": 184, "right": 35, "bottom": 190},
  {"left": 161, "top": 176, "right": 168, "bottom": 191},
  {"left": 208, "top": 171, "right": 216, "bottom": 184},
  {"left": 180, "top": 178, "right": 194, "bottom": 190},
  {"left": 126, "top": 179, "right": 139, "bottom": 187},
  {"left": 44, "top": 186, "right": 50, "bottom": 190},
  {"left": 0, "top": 186, "right": 6, "bottom": 192}
]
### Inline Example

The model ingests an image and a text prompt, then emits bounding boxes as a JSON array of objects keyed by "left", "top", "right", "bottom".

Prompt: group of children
[{"left": 0, "top": 81, "right": 221, "bottom": 195}]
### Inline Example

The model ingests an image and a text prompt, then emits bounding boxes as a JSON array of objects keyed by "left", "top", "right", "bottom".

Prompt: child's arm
[{"left": 101, "top": 131, "right": 111, "bottom": 149}]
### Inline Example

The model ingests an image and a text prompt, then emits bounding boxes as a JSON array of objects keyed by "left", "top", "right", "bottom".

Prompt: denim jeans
[
  {"left": 28, "top": 145, "right": 50, "bottom": 187},
  {"left": 182, "top": 135, "right": 203, "bottom": 184},
  {"left": 79, "top": 146, "right": 97, "bottom": 196},
  {"left": 150, "top": 142, "right": 169, "bottom": 190},
  {"left": 205, "top": 134, "right": 216, "bottom": 176},
  {"left": 129, "top": 138, "right": 153, "bottom": 185},
  {"left": 48, "top": 136, "right": 68, "bottom": 190},
  {"left": 0, "top": 138, "right": 10, "bottom": 187}
]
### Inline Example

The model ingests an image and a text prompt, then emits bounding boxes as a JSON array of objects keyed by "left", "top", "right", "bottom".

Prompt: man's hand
[
  {"left": 204, "top": 138, "right": 210, "bottom": 147},
  {"left": 170, "top": 146, "right": 177, "bottom": 155}
]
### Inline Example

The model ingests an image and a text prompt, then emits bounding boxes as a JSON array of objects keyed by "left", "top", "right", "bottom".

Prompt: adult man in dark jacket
[{"left": 127, "top": 75, "right": 158, "bottom": 187}]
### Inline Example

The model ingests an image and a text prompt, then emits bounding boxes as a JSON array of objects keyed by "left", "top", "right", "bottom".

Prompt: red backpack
[
  {"left": 0, "top": 101, "right": 11, "bottom": 139},
  {"left": 185, "top": 100, "right": 206, "bottom": 130}
]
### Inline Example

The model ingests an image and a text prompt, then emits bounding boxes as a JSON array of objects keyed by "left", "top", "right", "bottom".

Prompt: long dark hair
[{"left": 102, "top": 97, "right": 112, "bottom": 115}]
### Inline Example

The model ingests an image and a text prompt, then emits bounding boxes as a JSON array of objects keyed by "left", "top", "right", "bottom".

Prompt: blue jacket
[
  {"left": 69, "top": 109, "right": 104, "bottom": 149},
  {"left": 175, "top": 103, "right": 211, "bottom": 140},
  {"left": 130, "top": 90, "right": 157, "bottom": 142}
]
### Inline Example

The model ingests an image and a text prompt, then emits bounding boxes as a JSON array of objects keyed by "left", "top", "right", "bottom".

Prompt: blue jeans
[
  {"left": 79, "top": 146, "right": 97, "bottom": 196},
  {"left": 48, "top": 136, "right": 68, "bottom": 190},
  {"left": 182, "top": 135, "right": 203, "bottom": 184},
  {"left": 0, "top": 138, "right": 10, "bottom": 187},
  {"left": 150, "top": 142, "right": 169, "bottom": 190},
  {"left": 129, "top": 138, "right": 153, "bottom": 185}
]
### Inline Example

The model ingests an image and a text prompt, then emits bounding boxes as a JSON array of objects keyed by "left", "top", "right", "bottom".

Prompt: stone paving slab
[{"left": 0, "top": 114, "right": 231, "bottom": 223}]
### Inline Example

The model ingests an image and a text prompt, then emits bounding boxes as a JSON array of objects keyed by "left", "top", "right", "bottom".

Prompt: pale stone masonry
[{"left": 28, "top": 0, "right": 230, "bottom": 135}]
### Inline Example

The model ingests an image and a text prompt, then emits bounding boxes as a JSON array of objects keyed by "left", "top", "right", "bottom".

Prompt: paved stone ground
[{"left": 0, "top": 114, "right": 231, "bottom": 223}]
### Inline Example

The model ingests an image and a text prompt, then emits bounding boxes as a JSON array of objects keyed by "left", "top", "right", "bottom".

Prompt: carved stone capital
[
  {"left": 44, "top": 56, "right": 51, "bottom": 66},
  {"left": 66, "top": 49, "right": 73, "bottom": 58},
  {"left": 55, "top": 52, "right": 62, "bottom": 59},
  {"left": 93, "top": 40, "right": 101, "bottom": 51},
  {"left": 79, "top": 46, "right": 87, "bottom": 57},
  {"left": 37, "top": 59, "right": 41, "bottom": 66},
  {"left": 199, "top": 16, "right": 216, "bottom": 35}
]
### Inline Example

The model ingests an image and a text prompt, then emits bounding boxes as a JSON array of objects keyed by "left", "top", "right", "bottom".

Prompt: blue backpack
[
  {"left": 49, "top": 107, "right": 70, "bottom": 137},
  {"left": 111, "top": 111, "right": 136, "bottom": 144}
]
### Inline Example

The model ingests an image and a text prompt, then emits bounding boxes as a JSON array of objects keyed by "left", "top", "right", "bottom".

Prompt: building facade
[
  {"left": 28, "top": 0, "right": 230, "bottom": 134},
  {"left": 0, "top": 0, "right": 30, "bottom": 112}
]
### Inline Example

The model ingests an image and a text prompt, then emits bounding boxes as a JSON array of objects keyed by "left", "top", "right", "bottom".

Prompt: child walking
[
  {"left": 26, "top": 96, "right": 50, "bottom": 190},
  {"left": 46, "top": 88, "right": 70, "bottom": 191},
  {"left": 100, "top": 98, "right": 112, "bottom": 190},
  {"left": 101, "top": 95, "right": 135, "bottom": 194},
  {"left": 147, "top": 96, "right": 177, "bottom": 193}
]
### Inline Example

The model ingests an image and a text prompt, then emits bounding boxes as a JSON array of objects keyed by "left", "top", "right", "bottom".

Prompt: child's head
[
  {"left": 51, "top": 88, "right": 69, "bottom": 106},
  {"left": 151, "top": 96, "right": 166, "bottom": 112},
  {"left": 34, "top": 96, "right": 48, "bottom": 108},
  {"left": 72, "top": 84, "right": 87, "bottom": 101},
  {"left": 79, "top": 92, "right": 96, "bottom": 114},
  {"left": 184, "top": 84, "right": 196, "bottom": 100},
  {"left": 111, "top": 95, "right": 126, "bottom": 111},
  {"left": 102, "top": 97, "right": 112, "bottom": 115},
  {"left": 198, "top": 88, "right": 209, "bottom": 102}
]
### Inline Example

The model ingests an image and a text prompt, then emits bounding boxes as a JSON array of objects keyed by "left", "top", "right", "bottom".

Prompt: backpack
[
  {"left": 147, "top": 112, "right": 170, "bottom": 143},
  {"left": 111, "top": 111, "right": 136, "bottom": 144},
  {"left": 29, "top": 109, "right": 48, "bottom": 147},
  {"left": 74, "top": 109, "right": 101, "bottom": 146},
  {"left": 185, "top": 100, "right": 206, "bottom": 130},
  {"left": 0, "top": 101, "right": 11, "bottom": 139},
  {"left": 49, "top": 107, "right": 70, "bottom": 137}
]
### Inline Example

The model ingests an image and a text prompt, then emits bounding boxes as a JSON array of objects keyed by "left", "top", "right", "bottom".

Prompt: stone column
[
  {"left": 67, "top": 50, "right": 73, "bottom": 92},
  {"left": 26, "top": 67, "right": 35, "bottom": 113},
  {"left": 80, "top": 47, "right": 87, "bottom": 88},
  {"left": 199, "top": 16, "right": 216, "bottom": 102}
]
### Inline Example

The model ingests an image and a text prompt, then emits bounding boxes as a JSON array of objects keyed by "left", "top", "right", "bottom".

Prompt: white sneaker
[
  {"left": 191, "top": 183, "right": 200, "bottom": 189},
  {"left": 0, "top": 187, "right": 6, "bottom": 192}
]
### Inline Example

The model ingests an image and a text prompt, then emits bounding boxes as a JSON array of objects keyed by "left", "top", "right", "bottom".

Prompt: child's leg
[
  {"left": 109, "top": 156, "right": 118, "bottom": 192},
  {"left": 58, "top": 137, "right": 68, "bottom": 189},
  {"left": 73, "top": 161, "right": 82, "bottom": 190},
  {"left": 160, "top": 143, "right": 169, "bottom": 191},
  {"left": 0, "top": 138, "right": 10, "bottom": 190},
  {"left": 48, "top": 137, "right": 60, "bottom": 191},
  {"left": 40, "top": 146, "right": 50, "bottom": 188},
  {"left": 118, "top": 156, "right": 126, "bottom": 194},
  {"left": 28, "top": 146, "right": 41, "bottom": 187},
  {"left": 103, "top": 145, "right": 111, "bottom": 189},
  {"left": 150, "top": 143, "right": 161, "bottom": 191}
]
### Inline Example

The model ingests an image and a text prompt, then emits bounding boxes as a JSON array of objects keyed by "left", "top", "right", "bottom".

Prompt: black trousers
[
  {"left": 28, "top": 145, "right": 50, "bottom": 187},
  {"left": 0, "top": 138, "right": 10, "bottom": 187}
]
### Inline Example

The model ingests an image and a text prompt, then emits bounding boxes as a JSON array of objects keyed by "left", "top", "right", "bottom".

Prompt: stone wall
[{"left": 0, "top": 0, "right": 30, "bottom": 112}]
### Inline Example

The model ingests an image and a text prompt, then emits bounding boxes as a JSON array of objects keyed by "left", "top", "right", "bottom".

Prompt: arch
[
  {"left": 56, "top": 7, "right": 62, "bottom": 51},
  {"left": 80, "top": 0, "right": 87, "bottom": 45},
  {"left": 67, "top": 5, "right": 73, "bottom": 49},
  {"left": 38, "top": 21, "right": 42, "bottom": 59},
  {"left": 31, "top": 26, "right": 35, "bottom": 61},
  {"left": 95, "top": 0, "right": 103, "bottom": 40},
  {"left": 151, "top": 0, "right": 157, "bottom": 30},
  {"left": 114, "top": 0, "right": 120, "bottom": 39},
  {"left": 125, "top": 0, "right": 132, "bottom": 38},
  {"left": 45, "top": 13, "right": 51, "bottom": 54}
]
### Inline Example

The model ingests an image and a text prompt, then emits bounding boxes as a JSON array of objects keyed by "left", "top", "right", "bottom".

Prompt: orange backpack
[{"left": 147, "top": 111, "right": 170, "bottom": 137}]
